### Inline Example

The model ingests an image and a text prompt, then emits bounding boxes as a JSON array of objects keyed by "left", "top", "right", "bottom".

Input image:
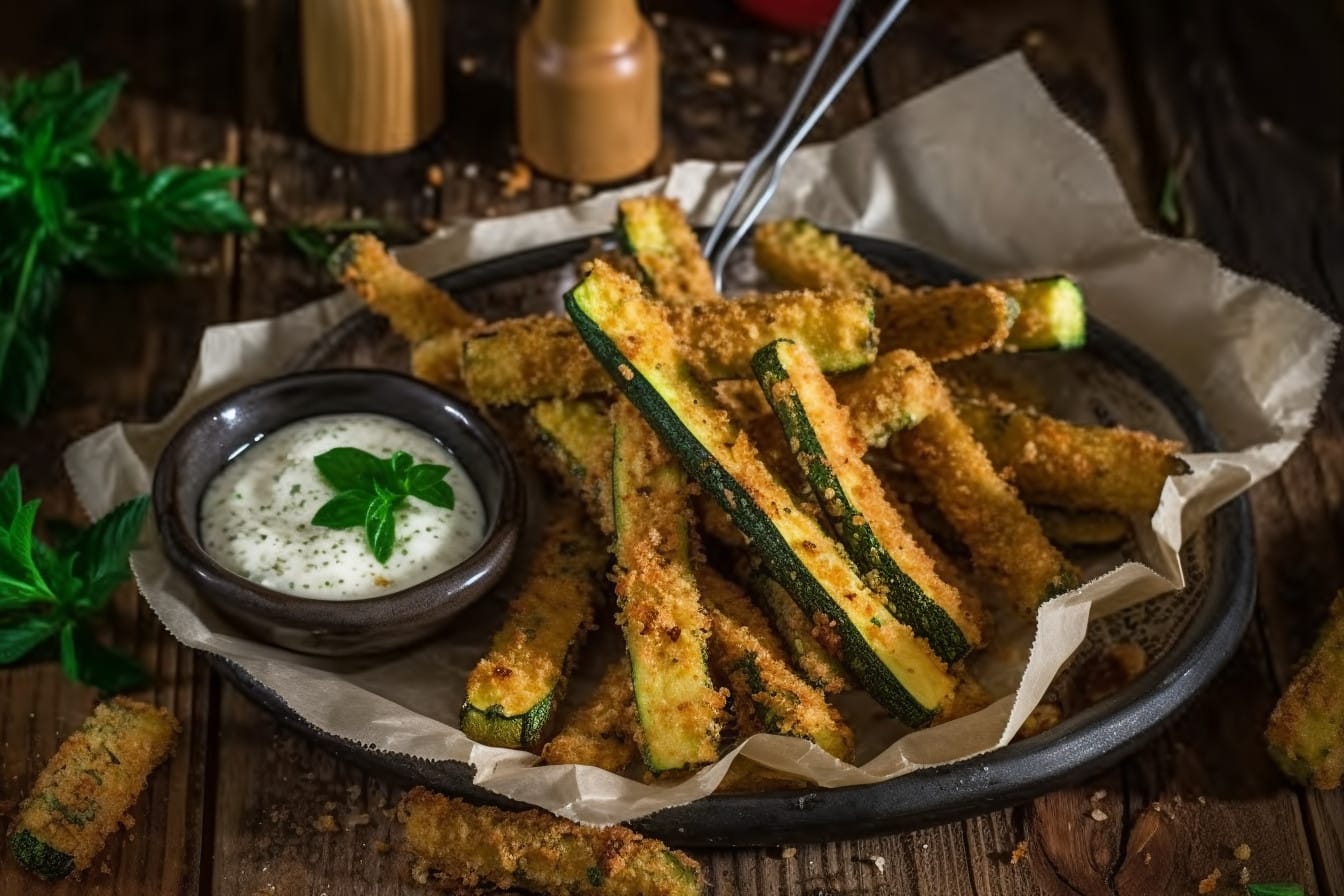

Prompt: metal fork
[{"left": 703, "top": 0, "right": 915, "bottom": 291}]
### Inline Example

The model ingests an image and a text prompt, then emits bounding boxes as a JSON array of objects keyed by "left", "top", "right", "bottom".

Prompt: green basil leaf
[
  {"left": 159, "top": 188, "right": 253, "bottom": 234},
  {"left": 0, "top": 465, "right": 19, "bottom": 527},
  {"left": 1246, "top": 885, "right": 1305, "bottom": 896},
  {"left": 59, "top": 623, "right": 145, "bottom": 694},
  {"left": 411, "top": 480, "right": 455, "bottom": 510},
  {"left": 29, "top": 539, "right": 78, "bottom": 603},
  {"left": 403, "top": 463, "right": 447, "bottom": 492},
  {"left": 389, "top": 451, "right": 414, "bottom": 479},
  {"left": 364, "top": 498, "right": 396, "bottom": 564},
  {"left": 0, "top": 167, "right": 23, "bottom": 200},
  {"left": 70, "top": 495, "right": 147, "bottom": 586},
  {"left": 0, "top": 571, "right": 55, "bottom": 607},
  {"left": 311, "top": 490, "right": 372, "bottom": 529},
  {"left": 54, "top": 73, "right": 123, "bottom": 146},
  {"left": 0, "top": 614, "right": 59, "bottom": 664},
  {"left": 2, "top": 499, "right": 47, "bottom": 589},
  {"left": 314, "top": 447, "right": 385, "bottom": 491},
  {"left": 0, "top": 315, "right": 51, "bottom": 426}
]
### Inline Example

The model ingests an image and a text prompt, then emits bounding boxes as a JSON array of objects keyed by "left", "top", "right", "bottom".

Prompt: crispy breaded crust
[
  {"left": 8, "top": 698, "right": 179, "bottom": 879},
  {"left": 331, "top": 234, "right": 480, "bottom": 343},
  {"left": 741, "top": 571, "right": 853, "bottom": 695},
  {"left": 1266, "top": 592, "right": 1344, "bottom": 790},
  {"left": 617, "top": 197, "right": 717, "bottom": 304},
  {"left": 398, "top": 787, "right": 704, "bottom": 896},
  {"left": 894, "top": 359, "right": 1078, "bottom": 615},
  {"left": 956, "top": 396, "right": 1187, "bottom": 517},
  {"left": 462, "top": 507, "right": 607, "bottom": 745},
  {"left": 463, "top": 316, "right": 613, "bottom": 405},
  {"left": 878, "top": 283, "right": 1017, "bottom": 361},
  {"left": 832, "top": 349, "right": 944, "bottom": 447},
  {"left": 694, "top": 566, "right": 790, "bottom": 667},
  {"left": 1032, "top": 507, "right": 1130, "bottom": 546},
  {"left": 527, "top": 398, "right": 615, "bottom": 535},
  {"left": 541, "top": 658, "right": 640, "bottom": 774},
  {"left": 409, "top": 327, "right": 472, "bottom": 389}
]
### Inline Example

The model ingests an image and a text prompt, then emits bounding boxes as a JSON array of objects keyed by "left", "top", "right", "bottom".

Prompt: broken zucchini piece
[
  {"left": 540, "top": 656, "right": 640, "bottom": 774},
  {"left": 461, "top": 507, "right": 608, "bottom": 749},
  {"left": 616, "top": 196, "right": 717, "bottom": 303},
  {"left": 994, "top": 276, "right": 1087, "bottom": 351},
  {"left": 566, "top": 261, "right": 955, "bottom": 726}
]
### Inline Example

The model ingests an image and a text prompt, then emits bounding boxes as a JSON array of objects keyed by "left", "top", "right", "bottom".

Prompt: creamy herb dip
[{"left": 199, "top": 414, "right": 485, "bottom": 600}]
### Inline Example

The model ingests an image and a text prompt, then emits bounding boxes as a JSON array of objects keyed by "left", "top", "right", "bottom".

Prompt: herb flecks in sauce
[
  {"left": 199, "top": 414, "right": 485, "bottom": 600},
  {"left": 309, "top": 446, "right": 457, "bottom": 564}
]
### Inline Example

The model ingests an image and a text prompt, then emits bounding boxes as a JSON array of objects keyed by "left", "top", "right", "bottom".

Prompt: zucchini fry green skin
[
  {"left": 399, "top": 787, "right": 704, "bottom": 896},
  {"left": 330, "top": 234, "right": 481, "bottom": 343},
  {"left": 955, "top": 397, "right": 1188, "bottom": 517},
  {"left": 617, "top": 196, "right": 718, "bottom": 304},
  {"left": 540, "top": 657, "right": 640, "bottom": 774},
  {"left": 461, "top": 288, "right": 876, "bottom": 406},
  {"left": 566, "top": 261, "right": 955, "bottom": 726},
  {"left": 8, "top": 698, "right": 179, "bottom": 880},
  {"left": 461, "top": 507, "right": 608, "bottom": 749},
  {"left": 753, "top": 219, "right": 1085, "bottom": 354},
  {"left": 743, "top": 570, "right": 853, "bottom": 695},
  {"left": 1266, "top": 591, "right": 1344, "bottom": 790},
  {"left": 1032, "top": 507, "right": 1130, "bottom": 547},
  {"left": 698, "top": 567, "right": 855, "bottom": 761},
  {"left": 754, "top": 340, "right": 984, "bottom": 662},
  {"left": 611, "top": 399, "right": 726, "bottom": 774},
  {"left": 894, "top": 359, "right": 1078, "bottom": 615},
  {"left": 527, "top": 397, "right": 615, "bottom": 534}
]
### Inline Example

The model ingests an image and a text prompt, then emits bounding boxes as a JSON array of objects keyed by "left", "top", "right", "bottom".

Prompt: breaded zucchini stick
[
  {"left": 742, "top": 570, "right": 853, "bottom": 695},
  {"left": 459, "top": 288, "right": 876, "bottom": 405},
  {"left": 1266, "top": 591, "right": 1344, "bottom": 790},
  {"left": 753, "top": 219, "right": 1083, "bottom": 354},
  {"left": 8, "top": 698, "right": 179, "bottom": 880},
  {"left": 697, "top": 567, "right": 854, "bottom": 762},
  {"left": 893, "top": 357, "right": 1078, "bottom": 614},
  {"left": 955, "top": 396, "right": 1188, "bottom": 517},
  {"left": 831, "top": 349, "right": 943, "bottom": 447},
  {"left": 330, "top": 234, "right": 481, "bottom": 343},
  {"left": 540, "top": 657, "right": 640, "bottom": 774},
  {"left": 527, "top": 397, "right": 615, "bottom": 534},
  {"left": 617, "top": 197, "right": 717, "bottom": 304},
  {"left": 1032, "top": 507, "right": 1130, "bottom": 547},
  {"left": 398, "top": 787, "right": 704, "bottom": 896},
  {"left": 461, "top": 507, "right": 608, "bottom": 749},
  {"left": 611, "top": 399, "right": 726, "bottom": 774}
]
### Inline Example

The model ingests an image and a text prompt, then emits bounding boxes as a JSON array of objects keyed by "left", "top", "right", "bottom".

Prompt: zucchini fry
[
  {"left": 742, "top": 570, "right": 853, "bottom": 695},
  {"left": 461, "top": 507, "right": 608, "bottom": 749},
  {"left": 527, "top": 397, "right": 615, "bottom": 534},
  {"left": 617, "top": 196, "right": 718, "bottom": 303},
  {"left": 330, "top": 234, "right": 482, "bottom": 343},
  {"left": 540, "top": 657, "right": 640, "bottom": 774},
  {"left": 567, "top": 261, "right": 955, "bottom": 726},
  {"left": 461, "top": 288, "right": 876, "bottom": 405},
  {"left": 753, "top": 219, "right": 1084, "bottom": 354},
  {"left": 1032, "top": 507, "right": 1130, "bottom": 547},
  {"left": 955, "top": 397, "right": 1188, "bottom": 517},
  {"left": 8, "top": 698, "right": 179, "bottom": 881},
  {"left": 832, "top": 349, "right": 943, "bottom": 447},
  {"left": 698, "top": 567, "right": 854, "bottom": 761},
  {"left": 754, "top": 339, "right": 985, "bottom": 663},
  {"left": 611, "top": 399, "right": 726, "bottom": 774},
  {"left": 1266, "top": 591, "right": 1344, "bottom": 790},
  {"left": 894, "top": 358, "right": 1078, "bottom": 614},
  {"left": 398, "top": 787, "right": 704, "bottom": 896}
]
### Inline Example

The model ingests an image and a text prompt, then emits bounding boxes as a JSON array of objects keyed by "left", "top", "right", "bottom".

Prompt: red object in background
[{"left": 737, "top": 0, "right": 840, "bottom": 31}]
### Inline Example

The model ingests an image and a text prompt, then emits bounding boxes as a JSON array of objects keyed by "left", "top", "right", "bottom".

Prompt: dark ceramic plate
[{"left": 209, "top": 231, "right": 1254, "bottom": 847}]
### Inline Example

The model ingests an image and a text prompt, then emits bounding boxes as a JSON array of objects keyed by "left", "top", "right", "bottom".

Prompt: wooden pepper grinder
[
  {"left": 301, "top": 0, "right": 444, "bottom": 155},
  {"left": 517, "top": 0, "right": 660, "bottom": 184}
]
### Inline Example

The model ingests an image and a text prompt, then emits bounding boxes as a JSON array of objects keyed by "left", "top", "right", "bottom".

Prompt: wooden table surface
[{"left": 1, "top": 1, "right": 1341, "bottom": 894}]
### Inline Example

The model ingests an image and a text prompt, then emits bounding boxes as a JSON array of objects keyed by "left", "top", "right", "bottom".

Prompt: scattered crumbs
[
  {"left": 499, "top": 161, "right": 533, "bottom": 198},
  {"left": 1144, "top": 852, "right": 1153, "bottom": 866},
  {"left": 425, "top": 164, "right": 444, "bottom": 187},
  {"left": 1233, "top": 843, "right": 1251, "bottom": 861},
  {"left": 411, "top": 859, "right": 431, "bottom": 885},
  {"left": 249, "top": 207, "right": 268, "bottom": 227},
  {"left": 780, "top": 846, "right": 797, "bottom": 859},
  {"left": 863, "top": 855, "right": 886, "bottom": 875},
  {"left": 569, "top": 182, "right": 594, "bottom": 202},
  {"left": 458, "top": 56, "right": 479, "bottom": 75},
  {"left": 100, "top": 861, "right": 112, "bottom": 875},
  {"left": 122, "top": 814, "right": 136, "bottom": 831},
  {"left": 350, "top": 206, "right": 364, "bottom": 220},
  {"left": 314, "top": 814, "right": 340, "bottom": 833},
  {"left": 1197, "top": 868, "right": 1221, "bottom": 894},
  {"left": 1197, "top": 796, "right": 1207, "bottom": 805},
  {"left": 1090, "top": 808, "right": 1109, "bottom": 822},
  {"left": 705, "top": 69, "right": 733, "bottom": 88},
  {"left": 347, "top": 784, "right": 362, "bottom": 801},
  {"left": 344, "top": 812, "right": 371, "bottom": 829},
  {"left": 323, "top": 801, "right": 338, "bottom": 812},
  {"left": 650, "top": 11, "right": 668, "bottom": 27},
  {"left": 920, "top": 842, "right": 929, "bottom": 850},
  {"left": 1009, "top": 841, "right": 1028, "bottom": 865},
  {"left": 1090, "top": 789, "right": 1108, "bottom": 802},
  {"left": 1022, "top": 28, "right": 1047, "bottom": 49},
  {"left": 462, "top": 163, "right": 480, "bottom": 180},
  {"left": 1238, "top": 867, "right": 1251, "bottom": 886},
  {"left": 374, "top": 839, "right": 391, "bottom": 854},
  {"left": 709, "top": 43, "right": 725, "bottom": 62}
]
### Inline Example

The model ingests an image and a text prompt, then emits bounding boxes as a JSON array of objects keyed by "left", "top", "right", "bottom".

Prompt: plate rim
[{"left": 215, "top": 230, "right": 1255, "bottom": 846}]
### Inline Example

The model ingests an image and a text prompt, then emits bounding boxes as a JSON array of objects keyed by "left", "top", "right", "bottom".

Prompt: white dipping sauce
[{"left": 199, "top": 413, "right": 486, "bottom": 600}]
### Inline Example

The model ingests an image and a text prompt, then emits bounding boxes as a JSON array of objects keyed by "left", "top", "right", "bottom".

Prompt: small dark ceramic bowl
[{"left": 152, "top": 369, "right": 523, "bottom": 656}]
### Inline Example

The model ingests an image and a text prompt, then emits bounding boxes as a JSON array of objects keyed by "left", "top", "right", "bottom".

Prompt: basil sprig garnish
[{"left": 310, "top": 447, "right": 455, "bottom": 564}]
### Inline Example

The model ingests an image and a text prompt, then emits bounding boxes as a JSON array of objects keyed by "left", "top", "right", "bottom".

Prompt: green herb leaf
[
  {"left": 68, "top": 494, "right": 148, "bottom": 611},
  {"left": 311, "top": 490, "right": 373, "bottom": 530},
  {"left": 54, "top": 73, "right": 124, "bottom": 147},
  {"left": 0, "top": 614, "right": 60, "bottom": 663},
  {"left": 0, "top": 465, "right": 19, "bottom": 526},
  {"left": 58, "top": 622, "right": 145, "bottom": 694},
  {"left": 0, "top": 317, "right": 51, "bottom": 426},
  {"left": 314, "top": 447, "right": 386, "bottom": 492},
  {"left": 364, "top": 496, "right": 397, "bottom": 564},
  {"left": 411, "top": 479, "right": 455, "bottom": 510},
  {"left": 1246, "top": 885, "right": 1305, "bottom": 896},
  {"left": 389, "top": 451, "right": 414, "bottom": 479}
]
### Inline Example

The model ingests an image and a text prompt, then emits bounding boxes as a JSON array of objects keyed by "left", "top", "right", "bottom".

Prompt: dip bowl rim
[{"left": 151, "top": 367, "right": 524, "bottom": 655}]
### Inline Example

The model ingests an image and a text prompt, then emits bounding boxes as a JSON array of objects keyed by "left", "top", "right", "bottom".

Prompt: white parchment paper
[{"left": 65, "top": 55, "right": 1338, "bottom": 825}]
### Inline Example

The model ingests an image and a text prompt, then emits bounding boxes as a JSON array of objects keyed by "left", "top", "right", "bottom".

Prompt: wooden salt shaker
[
  {"left": 517, "top": 0, "right": 660, "bottom": 183},
  {"left": 301, "top": 0, "right": 444, "bottom": 155}
]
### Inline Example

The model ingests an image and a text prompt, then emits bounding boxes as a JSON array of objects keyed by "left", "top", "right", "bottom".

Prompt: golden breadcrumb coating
[
  {"left": 617, "top": 196, "right": 717, "bottom": 304},
  {"left": 1032, "top": 507, "right": 1130, "bottom": 546},
  {"left": 877, "top": 283, "right": 1016, "bottom": 361},
  {"left": 527, "top": 398, "right": 615, "bottom": 535},
  {"left": 541, "top": 658, "right": 640, "bottom": 774},
  {"left": 1267, "top": 592, "right": 1344, "bottom": 789},
  {"left": 832, "top": 349, "right": 944, "bottom": 447},
  {"left": 333, "top": 234, "right": 481, "bottom": 343}
]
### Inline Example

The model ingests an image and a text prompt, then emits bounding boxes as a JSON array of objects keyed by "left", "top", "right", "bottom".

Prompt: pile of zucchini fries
[{"left": 332, "top": 198, "right": 1188, "bottom": 784}]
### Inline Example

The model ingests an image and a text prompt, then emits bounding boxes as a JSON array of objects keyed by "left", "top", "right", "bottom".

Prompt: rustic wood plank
[{"left": 0, "top": 2, "right": 240, "bottom": 893}]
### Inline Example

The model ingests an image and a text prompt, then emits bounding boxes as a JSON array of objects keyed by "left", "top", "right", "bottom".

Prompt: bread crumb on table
[
  {"left": 1197, "top": 868, "right": 1221, "bottom": 894},
  {"left": 1010, "top": 841, "right": 1028, "bottom": 865},
  {"left": 313, "top": 814, "right": 339, "bottom": 833},
  {"left": 1233, "top": 842, "right": 1251, "bottom": 861}
]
